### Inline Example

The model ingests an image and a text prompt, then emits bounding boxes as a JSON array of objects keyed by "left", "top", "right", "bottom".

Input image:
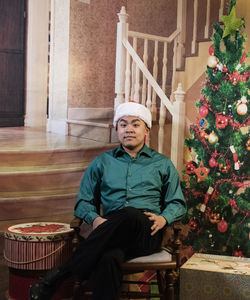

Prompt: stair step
[
  {"left": 0, "top": 162, "right": 88, "bottom": 192},
  {"left": 68, "top": 119, "right": 119, "bottom": 143},
  {"left": 0, "top": 144, "right": 117, "bottom": 167},
  {"left": 0, "top": 188, "right": 78, "bottom": 221},
  {"left": 0, "top": 162, "right": 89, "bottom": 174}
]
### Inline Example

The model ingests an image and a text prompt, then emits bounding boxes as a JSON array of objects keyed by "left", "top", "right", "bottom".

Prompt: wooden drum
[
  {"left": 4, "top": 222, "right": 74, "bottom": 270},
  {"left": 4, "top": 222, "right": 74, "bottom": 300}
]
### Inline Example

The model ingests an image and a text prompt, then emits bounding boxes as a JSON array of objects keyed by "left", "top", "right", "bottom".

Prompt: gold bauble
[
  {"left": 208, "top": 131, "right": 218, "bottom": 144},
  {"left": 207, "top": 55, "right": 218, "bottom": 68},
  {"left": 237, "top": 103, "right": 247, "bottom": 115},
  {"left": 246, "top": 139, "right": 250, "bottom": 151}
]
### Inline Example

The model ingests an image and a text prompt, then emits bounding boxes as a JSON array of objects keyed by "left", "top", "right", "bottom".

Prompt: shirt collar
[{"left": 114, "top": 144, "right": 152, "bottom": 158}]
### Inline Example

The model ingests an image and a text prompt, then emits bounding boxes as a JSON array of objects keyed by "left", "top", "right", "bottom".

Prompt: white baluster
[
  {"left": 141, "top": 38, "right": 148, "bottom": 105},
  {"left": 130, "top": 37, "right": 137, "bottom": 100},
  {"left": 125, "top": 49, "right": 131, "bottom": 102},
  {"left": 176, "top": 0, "right": 187, "bottom": 70},
  {"left": 219, "top": 0, "right": 225, "bottom": 17},
  {"left": 152, "top": 40, "right": 158, "bottom": 120},
  {"left": 134, "top": 64, "right": 140, "bottom": 102},
  {"left": 146, "top": 82, "right": 152, "bottom": 147},
  {"left": 171, "top": 38, "right": 177, "bottom": 101},
  {"left": 171, "top": 83, "right": 185, "bottom": 176},
  {"left": 191, "top": 0, "right": 198, "bottom": 54},
  {"left": 158, "top": 101, "right": 166, "bottom": 154},
  {"left": 204, "top": 0, "right": 211, "bottom": 39},
  {"left": 159, "top": 41, "right": 168, "bottom": 153},
  {"left": 162, "top": 41, "right": 167, "bottom": 94},
  {"left": 115, "top": 6, "right": 128, "bottom": 109}
]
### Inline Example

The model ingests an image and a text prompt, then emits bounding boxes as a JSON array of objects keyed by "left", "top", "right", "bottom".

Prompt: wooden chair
[{"left": 70, "top": 216, "right": 182, "bottom": 300}]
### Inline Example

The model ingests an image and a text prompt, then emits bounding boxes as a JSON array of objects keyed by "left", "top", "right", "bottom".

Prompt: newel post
[
  {"left": 114, "top": 6, "right": 128, "bottom": 109},
  {"left": 171, "top": 83, "right": 186, "bottom": 177},
  {"left": 176, "top": 0, "right": 187, "bottom": 70}
]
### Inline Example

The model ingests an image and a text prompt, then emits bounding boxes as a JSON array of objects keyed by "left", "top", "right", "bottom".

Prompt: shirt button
[{"left": 126, "top": 201, "right": 128, "bottom": 204}]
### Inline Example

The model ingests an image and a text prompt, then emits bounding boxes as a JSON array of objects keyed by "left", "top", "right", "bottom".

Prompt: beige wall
[
  {"left": 68, "top": 0, "right": 126, "bottom": 109},
  {"left": 67, "top": 0, "right": 178, "bottom": 109},
  {"left": 237, "top": 0, "right": 250, "bottom": 65}
]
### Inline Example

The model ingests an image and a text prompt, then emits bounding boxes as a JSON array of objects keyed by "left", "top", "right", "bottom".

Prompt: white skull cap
[{"left": 113, "top": 102, "right": 152, "bottom": 128}]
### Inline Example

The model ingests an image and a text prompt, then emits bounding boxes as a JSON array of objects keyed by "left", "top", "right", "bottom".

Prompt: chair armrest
[
  {"left": 163, "top": 221, "right": 182, "bottom": 268},
  {"left": 70, "top": 216, "right": 83, "bottom": 229}
]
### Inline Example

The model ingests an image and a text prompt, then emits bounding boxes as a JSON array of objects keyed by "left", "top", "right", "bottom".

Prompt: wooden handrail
[
  {"left": 128, "top": 29, "right": 181, "bottom": 43},
  {"left": 122, "top": 38, "right": 174, "bottom": 116}
]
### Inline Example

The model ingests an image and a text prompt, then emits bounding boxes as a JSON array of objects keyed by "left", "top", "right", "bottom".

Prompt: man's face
[{"left": 117, "top": 116, "right": 150, "bottom": 152}]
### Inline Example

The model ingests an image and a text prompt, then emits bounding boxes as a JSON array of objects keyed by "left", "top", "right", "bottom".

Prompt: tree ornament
[
  {"left": 227, "top": 105, "right": 233, "bottom": 116},
  {"left": 200, "top": 119, "right": 205, "bottom": 127},
  {"left": 199, "top": 105, "right": 208, "bottom": 118},
  {"left": 221, "top": 245, "right": 227, "bottom": 252},
  {"left": 230, "top": 145, "right": 241, "bottom": 170},
  {"left": 217, "top": 61, "right": 223, "bottom": 71},
  {"left": 233, "top": 245, "right": 245, "bottom": 257},
  {"left": 199, "top": 186, "right": 214, "bottom": 212},
  {"left": 200, "top": 130, "right": 207, "bottom": 138},
  {"left": 208, "top": 233, "right": 215, "bottom": 248},
  {"left": 220, "top": 6, "right": 244, "bottom": 38},
  {"left": 236, "top": 97, "right": 248, "bottom": 115},
  {"left": 240, "top": 126, "right": 248, "bottom": 135},
  {"left": 188, "top": 217, "right": 201, "bottom": 232},
  {"left": 208, "top": 45, "right": 214, "bottom": 55},
  {"left": 209, "top": 157, "right": 218, "bottom": 168},
  {"left": 207, "top": 55, "right": 218, "bottom": 68},
  {"left": 185, "top": 161, "right": 197, "bottom": 175},
  {"left": 217, "top": 218, "right": 228, "bottom": 233},
  {"left": 194, "top": 161, "right": 210, "bottom": 182},
  {"left": 222, "top": 65, "right": 228, "bottom": 73},
  {"left": 209, "top": 210, "right": 221, "bottom": 224},
  {"left": 218, "top": 163, "right": 230, "bottom": 173},
  {"left": 246, "top": 139, "right": 250, "bottom": 151},
  {"left": 229, "top": 71, "right": 240, "bottom": 85},
  {"left": 208, "top": 131, "right": 218, "bottom": 144},
  {"left": 215, "top": 115, "right": 228, "bottom": 129}
]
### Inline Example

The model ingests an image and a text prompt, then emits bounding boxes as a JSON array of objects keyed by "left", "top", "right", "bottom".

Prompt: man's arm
[
  {"left": 74, "top": 158, "right": 102, "bottom": 225},
  {"left": 160, "top": 162, "right": 187, "bottom": 225}
]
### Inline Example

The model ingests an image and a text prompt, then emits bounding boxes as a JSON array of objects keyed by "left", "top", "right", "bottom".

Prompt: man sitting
[{"left": 29, "top": 101, "right": 186, "bottom": 300}]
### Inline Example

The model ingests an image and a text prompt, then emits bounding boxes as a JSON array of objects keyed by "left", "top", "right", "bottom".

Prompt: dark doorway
[{"left": 0, "top": 0, "right": 26, "bottom": 127}]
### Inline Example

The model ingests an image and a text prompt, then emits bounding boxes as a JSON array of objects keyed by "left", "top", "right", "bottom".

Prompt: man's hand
[
  {"left": 93, "top": 216, "right": 107, "bottom": 230},
  {"left": 144, "top": 212, "right": 167, "bottom": 236}
]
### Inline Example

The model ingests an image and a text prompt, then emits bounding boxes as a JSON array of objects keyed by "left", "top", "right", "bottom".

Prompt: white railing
[
  {"left": 114, "top": 2, "right": 226, "bottom": 174},
  {"left": 114, "top": 6, "right": 185, "bottom": 174}
]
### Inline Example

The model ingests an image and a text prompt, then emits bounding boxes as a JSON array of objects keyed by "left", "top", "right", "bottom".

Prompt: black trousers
[{"left": 61, "top": 207, "right": 162, "bottom": 300}]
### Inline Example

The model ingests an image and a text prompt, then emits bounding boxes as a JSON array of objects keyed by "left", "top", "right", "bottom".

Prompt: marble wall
[{"left": 68, "top": 0, "right": 177, "bottom": 109}]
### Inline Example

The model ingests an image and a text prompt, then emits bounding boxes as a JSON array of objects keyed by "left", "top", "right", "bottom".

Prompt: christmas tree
[{"left": 182, "top": 0, "right": 250, "bottom": 257}]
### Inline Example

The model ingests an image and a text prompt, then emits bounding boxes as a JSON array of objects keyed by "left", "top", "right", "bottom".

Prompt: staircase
[
  {"left": 0, "top": 128, "right": 117, "bottom": 223},
  {"left": 66, "top": 1, "right": 227, "bottom": 176}
]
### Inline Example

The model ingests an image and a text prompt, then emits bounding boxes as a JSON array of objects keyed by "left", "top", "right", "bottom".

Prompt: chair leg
[
  {"left": 72, "top": 279, "right": 82, "bottom": 300},
  {"left": 164, "top": 270, "right": 174, "bottom": 300}
]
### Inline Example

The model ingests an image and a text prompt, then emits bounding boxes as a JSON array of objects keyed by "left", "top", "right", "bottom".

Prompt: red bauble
[
  {"left": 188, "top": 217, "right": 200, "bottom": 232},
  {"left": 222, "top": 66, "right": 228, "bottom": 73},
  {"left": 209, "top": 45, "right": 214, "bottom": 55},
  {"left": 185, "top": 161, "right": 197, "bottom": 175},
  {"left": 217, "top": 218, "right": 228, "bottom": 233},
  {"left": 199, "top": 105, "right": 208, "bottom": 118},
  {"left": 215, "top": 115, "right": 228, "bottom": 129},
  {"left": 209, "top": 157, "right": 218, "bottom": 168},
  {"left": 233, "top": 250, "right": 245, "bottom": 257}
]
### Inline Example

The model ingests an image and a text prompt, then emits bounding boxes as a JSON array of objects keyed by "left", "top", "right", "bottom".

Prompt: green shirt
[{"left": 74, "top": 144, "right": 186, "bottom": 225}]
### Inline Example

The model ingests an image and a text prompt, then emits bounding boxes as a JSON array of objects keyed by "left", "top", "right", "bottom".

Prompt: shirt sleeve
[
  {"left": 74, "top": 157, "right": 102, "bottom": 225},
  {"left": 160, "top": 160, "right": 187, "bottom": 224}
]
